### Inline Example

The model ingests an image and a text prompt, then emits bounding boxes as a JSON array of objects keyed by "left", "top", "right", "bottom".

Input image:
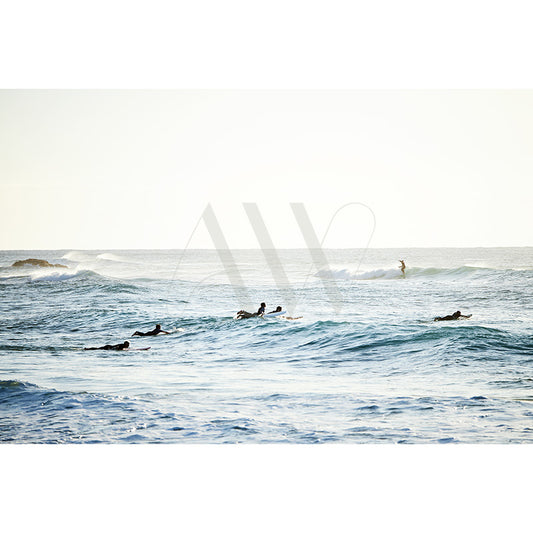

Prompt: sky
[{"left": 1, "top": 89, "right": 532, "bottom": 250}]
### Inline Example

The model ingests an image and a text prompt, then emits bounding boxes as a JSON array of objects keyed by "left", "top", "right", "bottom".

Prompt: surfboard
[
  {"left": 234, "top": 311, "right": 286, "bottom": 319},
  {"left": 264, "top": 311, "right": 287, "bottom": 318}
]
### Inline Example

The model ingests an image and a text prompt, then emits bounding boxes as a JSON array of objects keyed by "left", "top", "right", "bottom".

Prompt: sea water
[{"left": 1, "top": 247, "right": 532, "bottom": 443}]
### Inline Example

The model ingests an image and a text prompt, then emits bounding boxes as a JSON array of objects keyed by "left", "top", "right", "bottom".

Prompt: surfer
[
  {"left": 84, "top": 341, "right": 130, "bottom": 351},
  {"left": 265, "top": 305, "right": 302, "bottom": 320},
  {"left": 434, "top": 311, "right": 472, "bottom": 322},
  {"left": 265, "top": 305, "right": 304, "bottom": 320},
  {"left": 399, "top": 260, "right": 406, "bottom": 276},
  {"left": 132, "top": 324, "right": 170, "bottom": 336},
  {"left": 236, "top": 302, "right": 266, "bottom": 319}
]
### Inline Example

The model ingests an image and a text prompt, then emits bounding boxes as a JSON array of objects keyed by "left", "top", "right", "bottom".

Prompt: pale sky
[{"left": 1, "top": 90, "right": 532, "bottom": 250}]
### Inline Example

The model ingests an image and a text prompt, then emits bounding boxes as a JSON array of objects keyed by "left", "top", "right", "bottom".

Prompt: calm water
[{"left": 1, "top": 247, "right": 532, "bottom": 443}]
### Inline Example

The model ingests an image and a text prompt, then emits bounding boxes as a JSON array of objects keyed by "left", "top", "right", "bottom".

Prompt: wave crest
[
  {"left": 316, "top": 265, "right": 501, "bottom": 280},
  {"left": 96, "top": 253, "right": 135, "bottom": 263},
  {"left": 62, "top": 251, "right": 94, "bottom": 262},
  {"left": 30, "top": 268, "right": 83, "bottom": 281}
]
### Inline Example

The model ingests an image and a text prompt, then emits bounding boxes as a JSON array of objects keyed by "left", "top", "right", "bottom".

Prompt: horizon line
[{"left": 2, "top": 245, "right": 532, "bottom": 252}]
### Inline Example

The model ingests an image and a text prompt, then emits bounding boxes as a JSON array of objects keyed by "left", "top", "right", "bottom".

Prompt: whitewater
[{"left": 1, "top": 247, "right": 532, "bottom": 443}]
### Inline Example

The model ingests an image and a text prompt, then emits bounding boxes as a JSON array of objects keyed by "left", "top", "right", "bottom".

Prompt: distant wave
[
  {"left": 315, "top": 265, "right": 508, "bottom": 281},
  {"left": 0, "top": 266, "right": 105, "bottom": 283},
  {"left": 0, "top": 266, "right": 80, "bottom": 281},
  {"left": 317, "top": 267, "right": 401, "bottom": 280},
  {"left": 0, "top": 263, "right": 153, "bottom": 284},
  {"left": 62, "top": 251, "right": 137, "bottom": 264},
  {"left": 62, "top": 251, "right": 95, "bottom": 262},
  {"left": 96, "top": 252, "right": 136, "bottom": 263},
  {"left": 30, "top": 268, "right": 84, "bottom": 281}
]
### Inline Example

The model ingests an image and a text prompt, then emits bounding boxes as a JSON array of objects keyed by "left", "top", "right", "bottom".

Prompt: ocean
[{"left": 1, "top": 247, "right": 532, "bottom": 444}]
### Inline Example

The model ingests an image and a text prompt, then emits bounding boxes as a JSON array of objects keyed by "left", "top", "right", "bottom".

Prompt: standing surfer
[{"left": 399, "top": 259, "right": 406, "bottom": 277}]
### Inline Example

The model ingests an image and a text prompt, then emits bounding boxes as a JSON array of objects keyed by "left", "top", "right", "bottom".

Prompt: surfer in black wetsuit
[
  {"left": 236, "top": 302, "right": 266, "bottom": 319},
  {"left": 265, "top": 305, "right": 302, "bottom": 320},
  {"left": 399, "top": 260, "right": 406, "bottom": 276},
  {"left": 84, "top": 341, "right": 130, "bottom": 351},
  {"left": 434, "top": 311, "right": 472, "bottom": 322},
  {"left": 132, "top": 324, "right": 169, "bottom": 336}
]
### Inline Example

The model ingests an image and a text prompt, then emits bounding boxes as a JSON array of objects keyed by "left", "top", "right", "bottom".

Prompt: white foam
[
  {"left": 30, "top": 268, "right": 81, "bottom": 281},
  {"left": 315, "top": 264, "right": 506, "bottom": 281},
  {"left": 316, "top": 267, "right": 401, "bottom": 280},
  {"left": 96, "top": 253, "right": 133, "bottom": 263},
  {"left": 62, "top": 251, "right": 95, "bottom": 262}
]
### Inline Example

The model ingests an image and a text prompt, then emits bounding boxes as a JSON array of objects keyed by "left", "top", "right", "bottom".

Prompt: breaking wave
[
  {"left": 315, "top": 265, "right": 514, "bottom": 281},
  {"left": 29, "top": 268, "right": 85, "bottom": 281},
  {"left": 62, "top": 251, "right": 95, "bottom": 262},
  {"left": 95, "top": 252, "right": 136, "bottom": 263},
  {"left": 0, "top": 266, "right": 111, "bottom": 283}
]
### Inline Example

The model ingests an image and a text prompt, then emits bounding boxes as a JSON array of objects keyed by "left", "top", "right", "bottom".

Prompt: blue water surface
[{"left": 1, "top": 248, "right": 532, "bottom": 443}]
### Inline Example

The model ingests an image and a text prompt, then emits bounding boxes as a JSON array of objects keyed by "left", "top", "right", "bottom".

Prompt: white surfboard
[{"left": 263, "top": 311, "right": 286, "bottom": 318}]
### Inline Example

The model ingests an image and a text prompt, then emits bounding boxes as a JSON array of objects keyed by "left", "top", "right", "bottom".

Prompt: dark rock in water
[{"left": 12, "top": 258, "right": 67, "bottom": 268}]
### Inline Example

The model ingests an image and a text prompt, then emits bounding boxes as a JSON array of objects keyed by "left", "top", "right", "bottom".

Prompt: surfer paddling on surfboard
[
  {"left": 266, "top": 306, "right": 302, "bottom": 320},
  {"left": 85, "top": 341, "right": 131, "bottom": 351},
  {"left": 264, "top": 306, "right": 288, "bottom": 318},
  {"left": 84, "top": 341, "right": 151, "bottom": 351},
  {"left": 434, "top": 311, "right": 472, "bottom": 322},
  {"left": 236, "top": 303, "right": 266, "bottom": 319},
  {"left": 236, "top": 304, "right": 302, "bottom": 320},
  {"left": 132, "top": 324, "right": 170, "bottom": 337}
]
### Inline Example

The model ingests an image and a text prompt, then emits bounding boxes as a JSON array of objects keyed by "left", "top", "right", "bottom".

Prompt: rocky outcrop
[{"left": 12, "top": 258, "right": 67, "bottom": 268}]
